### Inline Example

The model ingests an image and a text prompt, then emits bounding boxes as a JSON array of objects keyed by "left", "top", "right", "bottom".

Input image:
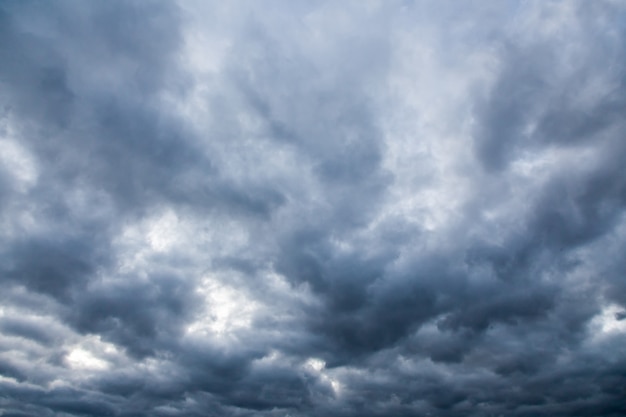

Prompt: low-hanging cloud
[{"left": 1, "top": 1, "right": 626, "bottom": 416}]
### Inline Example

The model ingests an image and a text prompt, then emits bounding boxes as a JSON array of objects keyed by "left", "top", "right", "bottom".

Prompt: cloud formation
[{"left": 1, "top": 1, "right": 626, "bottom": 416}]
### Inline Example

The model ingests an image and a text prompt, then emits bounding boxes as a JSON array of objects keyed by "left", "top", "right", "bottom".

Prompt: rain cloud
[{"left": 1, "top": 1, "right": 626, "bottom": 416}]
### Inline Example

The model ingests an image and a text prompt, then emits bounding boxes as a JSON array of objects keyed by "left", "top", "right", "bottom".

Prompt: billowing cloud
[{"left": 1, "top": 1, "right": 626, "bottom": 416}]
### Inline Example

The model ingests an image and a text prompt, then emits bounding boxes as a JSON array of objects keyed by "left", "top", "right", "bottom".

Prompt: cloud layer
[{"left": 1, "top": 1, "right": 626, "bottom": 416}]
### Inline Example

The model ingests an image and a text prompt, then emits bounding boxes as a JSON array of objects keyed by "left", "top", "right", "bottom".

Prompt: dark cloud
[{"left": 1, "top": 1, "right": 626, "bottom": 416}]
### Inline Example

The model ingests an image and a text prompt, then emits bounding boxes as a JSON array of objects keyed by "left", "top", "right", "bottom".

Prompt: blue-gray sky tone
[{"left": 1, "top": 1, "right": 626, "bottom": 416}]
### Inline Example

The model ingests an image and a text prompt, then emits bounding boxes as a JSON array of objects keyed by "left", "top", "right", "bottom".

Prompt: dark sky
[{"left": 1, "top": 1, "right": 626, "bottom": 416}]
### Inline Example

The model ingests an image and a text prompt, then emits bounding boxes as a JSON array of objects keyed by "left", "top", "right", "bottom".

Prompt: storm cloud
[{"left": 1, "top": 1, "right": 626, "bottom": 416}]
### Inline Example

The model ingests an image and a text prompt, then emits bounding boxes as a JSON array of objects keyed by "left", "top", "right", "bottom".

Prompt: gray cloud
[{"left": 1, "top": 0, "right": 626, "bottom": 416}]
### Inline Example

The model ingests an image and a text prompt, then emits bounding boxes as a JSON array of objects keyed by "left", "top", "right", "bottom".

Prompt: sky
[{"left": 1, "top": 1, "right": 626, "bottom": 416}]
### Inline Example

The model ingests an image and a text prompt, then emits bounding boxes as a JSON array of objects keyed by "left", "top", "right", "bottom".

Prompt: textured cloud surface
[{"left": 1, "top": 1, "right": 626, "bottom": 416}]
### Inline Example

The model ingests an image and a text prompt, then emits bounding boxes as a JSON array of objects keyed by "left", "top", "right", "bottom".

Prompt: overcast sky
[{"left": 1, "top": 1, "right": 626, "bottom": 416}]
